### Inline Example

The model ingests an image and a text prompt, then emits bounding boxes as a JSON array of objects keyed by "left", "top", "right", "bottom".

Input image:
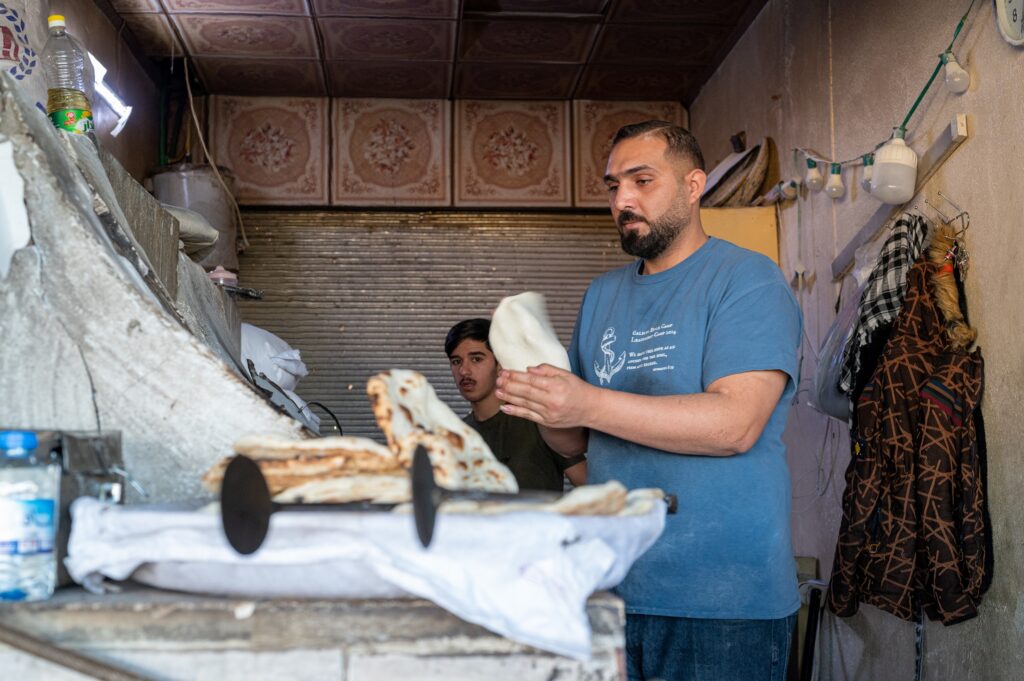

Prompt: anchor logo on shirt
[{"left": 594, "top": 327, "right": 626, "bottom": 385}]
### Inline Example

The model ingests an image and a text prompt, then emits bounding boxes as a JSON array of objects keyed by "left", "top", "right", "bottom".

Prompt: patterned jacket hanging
[{"left": 827, "top": 256, "right": 987, "bottom": 625}]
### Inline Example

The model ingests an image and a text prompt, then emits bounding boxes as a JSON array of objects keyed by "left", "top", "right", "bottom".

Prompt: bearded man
[{"left": 495, "top": 121, "right": 802, "bottom": 681}]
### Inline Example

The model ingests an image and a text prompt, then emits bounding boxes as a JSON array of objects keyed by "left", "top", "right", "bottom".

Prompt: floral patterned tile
[
  {"left": 455, "top": 62, "right": 579, "bottom": 99},
  {"left": 194, "top": 58, "right": 325, "bottom": 96},
  {"left": 319, "top": 18, "right": 454, "bottom": 61},
  {"left": 572, "top": 100, "right": 686, "bottom": 207},
  {"left": 332, "top": 99, "right": 450, "bottom": 206},
  {"left": 326, "top": 60, "right": 450, "bottom": 99},
  {"left": 109, "top": 0, "right": 162, "bottom": 12},
  {"left": 172, "top": 14, "right": 318, "bottom": 59},
  {"left": 312, "top": 0, "right": 457, "bottom": 18},
  {"left": 459, "top": 20, "right": 598, "bottom": 63},
  {"left": 163, "top": 0, "right": 310, "bottom": 13},
  {"left": 209, "top": 96, "right": 329, "bottom": 205},
  {"left": 454, "top": 100, "right": 570, "bottom": 207},
  {"left": 121, "top": 13, "right": 184, "bottom": 57}
]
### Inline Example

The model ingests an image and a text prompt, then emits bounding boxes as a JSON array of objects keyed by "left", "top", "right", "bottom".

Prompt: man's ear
[{"left": 686, "top": 168, "right": 707, "bottom": 201}]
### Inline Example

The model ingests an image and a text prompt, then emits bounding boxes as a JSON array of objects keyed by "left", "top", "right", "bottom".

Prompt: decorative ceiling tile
[
  {"left": 454, "top": 100, "right": 570, "bottom": 207},
  {"left": 313, "top": 0, "right": 457, "bottom": 19},
  {"left": 332, "top": 99, "right": 451, "bottom": 206},
  {"left": 194, "top": 59, "right": 325, "bottom": 96},
  {"left": 319, "top": 18, "right": 455, "bottom": 61},
  {"left": 572, "top": 100, "right": 685, "bottom": 206},
  {"left": 109, "top": 0, "right": 162, "bottom": 12},
  {"left": 464, "top": 0, "right": 608, "bottom": 13},
  {"left": 610, "top": 0, "right": 753, "bottom": 24},
  {"left": 121, "top": 13, "right": 183, "bottom": 57},
  {"left": 592, "top": 24, "right": 731, "bottom": 64},
  {"left": 460, "top": 20, "right": 598, "bottom": 63},
  {"left": 172, "top": 15, "right": 318, "bottom": 59},
  {"left": 163, "top": 0, "right": 309, "bottom": 14},
  {"left": 209, "top": 96, "right": 329, "bottom": 205},
  {"left": 326, "top": 61, "right": 450, "bottom": 98},
  {"left": 577, "top": 64, "right": 701, "bottom": 102},
  {"left": 456, "top": 63, "right": 578, "bottom": 99}
]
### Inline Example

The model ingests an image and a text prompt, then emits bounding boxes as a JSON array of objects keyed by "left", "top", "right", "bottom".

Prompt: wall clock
[{"left": 995, "top": 0, "right": 1024, "bottom": 45}]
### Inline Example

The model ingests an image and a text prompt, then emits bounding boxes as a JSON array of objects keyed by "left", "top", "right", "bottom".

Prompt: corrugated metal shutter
[{"left": 237, "top": 210, "right": 632, "bottom": 441}]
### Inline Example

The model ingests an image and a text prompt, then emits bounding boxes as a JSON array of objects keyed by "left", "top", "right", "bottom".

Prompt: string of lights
[{"left": 786, "top": 0, "right": 978, "bottom": 204}]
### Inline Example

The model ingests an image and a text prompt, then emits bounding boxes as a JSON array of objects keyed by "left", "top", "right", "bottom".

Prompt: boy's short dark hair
[
  {"left": 445, "top": 318, "right": 491, "bottom": 358},
  {"left": 611, "top": 120, "right": 705, "bottom": 171}
]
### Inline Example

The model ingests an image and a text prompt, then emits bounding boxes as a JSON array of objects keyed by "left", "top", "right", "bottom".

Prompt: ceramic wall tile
[
  {"left": 312, "top": 0, "right": 457, "bottom": 18},
  {"left": 209, "top": 96, "right": 329, "bottom": 205},
  {"left": 326, "top": 61, "right": 450, "bottom": 99},
  {"left": 195, "top": 58, "right": 325, "bottom": 96},
  {"left": 109, "top": 0, "right": 162, "bottom": 12},
  {"left": 572, "top": 100, "right": 686, "bottom": 207},
  {"left": 454, "top": 100, "right": 570, "bottom": 207},
  {"left": 332, "top": 99, "right": 450, "bottom": 206},
  {"left": 319, "top": 18, "right": 454, "bottom": 61},
  {"left": 121, "top": 13, "right": 183, "bottom": 57},
  {"left": 172, "top": 14, "right": 318, "bottom": 59},
  {"left": 163, "top": 0, "right": 309, "bottom": 13}
]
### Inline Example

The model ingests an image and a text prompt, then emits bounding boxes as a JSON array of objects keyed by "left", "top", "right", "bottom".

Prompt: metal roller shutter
[{"left": 237, "top": 210, "right": 632, "bottom": 441}]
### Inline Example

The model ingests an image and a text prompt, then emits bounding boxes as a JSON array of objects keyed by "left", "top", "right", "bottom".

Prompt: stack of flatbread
[
  {"left": 203, "top": 369, "right": 664, "bottom": 516},
  {"left": 367, "top": 369, "right": 518, "bottom": 494},
  {"left": 201, "top": 434, "right": 410, "bottom": 503}
]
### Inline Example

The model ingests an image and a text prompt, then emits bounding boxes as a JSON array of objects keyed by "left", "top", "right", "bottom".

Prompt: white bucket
[{"left": 151, "top": 163, "right": 237, "bottom": 271}]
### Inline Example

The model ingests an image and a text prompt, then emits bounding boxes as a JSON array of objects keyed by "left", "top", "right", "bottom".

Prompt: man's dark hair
[
  {"left": 611, "top": 120, "right": 705, "bottom": 171},
  {"left": 445, "top": 318, "right": 491, "bottom": 358}
]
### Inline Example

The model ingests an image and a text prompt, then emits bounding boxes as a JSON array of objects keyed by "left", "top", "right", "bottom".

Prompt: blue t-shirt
[{"left": 569, "top": 237, "right": 802, "bottom": 619}]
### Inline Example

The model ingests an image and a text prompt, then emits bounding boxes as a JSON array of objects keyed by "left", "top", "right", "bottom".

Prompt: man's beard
[{"left": 617, "top": 203, "right": 691, "bottom": 260}]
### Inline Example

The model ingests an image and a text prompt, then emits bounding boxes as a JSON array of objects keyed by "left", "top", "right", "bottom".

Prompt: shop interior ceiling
[{"left": 103, "top": 0, "right": 768, "bottom": 103}]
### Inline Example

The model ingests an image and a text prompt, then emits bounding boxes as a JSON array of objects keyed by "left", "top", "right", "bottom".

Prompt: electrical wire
[
  {"left": 794, "top": 0, "right": 979, "bottom": 169},
  {"left": 181, "top": 57, "right": 249, "bottom": 251}
]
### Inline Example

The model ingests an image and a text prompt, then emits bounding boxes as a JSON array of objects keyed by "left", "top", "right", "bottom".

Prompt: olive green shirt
[{"left": 463, "top": 410, "right": 584, "bottom": 491}]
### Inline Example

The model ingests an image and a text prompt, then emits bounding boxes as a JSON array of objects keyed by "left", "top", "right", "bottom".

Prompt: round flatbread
[{"left": 489, "top": 292, "right": 570, "bottom": 373}]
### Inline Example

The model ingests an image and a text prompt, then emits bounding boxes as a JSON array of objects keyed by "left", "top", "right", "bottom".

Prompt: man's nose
[
  {"left": 612, "top": 185, "right": 636, "bottom": 213},
  {"left": 458, "top": 363, "right": 471, "bottom": 376}
]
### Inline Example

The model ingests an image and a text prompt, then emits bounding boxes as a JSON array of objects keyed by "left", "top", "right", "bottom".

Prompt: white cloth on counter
[{"left": 66, "top": 498, "right": 666, "bottom": 660}]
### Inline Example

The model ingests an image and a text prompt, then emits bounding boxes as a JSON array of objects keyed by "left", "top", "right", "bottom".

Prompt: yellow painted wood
[{"left": 701, "top": 206, "right": 780, "bottom": 264}]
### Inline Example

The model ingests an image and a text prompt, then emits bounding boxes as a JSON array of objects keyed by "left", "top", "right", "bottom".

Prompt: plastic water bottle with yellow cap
[{"left": 41, "top": 14, "right": 95, "bottom": 135}]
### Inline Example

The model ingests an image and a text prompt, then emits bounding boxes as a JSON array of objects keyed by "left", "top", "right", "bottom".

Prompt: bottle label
[
  {"left": 48, "top": 108, "right": 94, "bottom": 135},
  {"left": 0, "top": 499, "right": 56, "bottom": 555}
]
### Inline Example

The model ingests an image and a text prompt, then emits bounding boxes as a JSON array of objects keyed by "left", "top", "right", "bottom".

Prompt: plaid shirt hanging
[{"left": 838, "top": 214, "right": 929, "bottom": 396}]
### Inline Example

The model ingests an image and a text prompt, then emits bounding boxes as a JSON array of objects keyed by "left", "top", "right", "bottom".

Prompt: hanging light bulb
[
  {"left": 870, "top": 129, "right": 918, "bottom": 204},
  {"left": 941, "top": 51, "right": 970, "bottom": 94},
  {"left": 825, "top": 163, "right": 845, "bottom": 199},
  {"left": 781, "top": 178, "right": 799, "bottom": 200},
  {"left": 805, "top": 158, "right": 824, "bottom": 191},
  {"left": 860, "top": 154, "right": 874, "bottom": 191}
]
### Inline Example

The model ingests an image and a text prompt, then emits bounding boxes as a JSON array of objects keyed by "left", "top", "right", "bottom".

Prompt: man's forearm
[
  {"left": 580, "top": 371, "right": 787, "bottom": 456},
  {"left": 539, "top": 424, "right": 588, "bottom": 457}
]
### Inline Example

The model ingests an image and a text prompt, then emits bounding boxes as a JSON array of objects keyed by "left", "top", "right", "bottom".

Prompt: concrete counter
[{"left": 0, "top": 585, "right": 625, "bottom": 680}]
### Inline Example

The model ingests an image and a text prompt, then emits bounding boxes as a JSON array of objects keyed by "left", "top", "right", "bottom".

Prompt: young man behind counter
[{"left": 445, "top": 318, "right": 586, "bottom": 490}]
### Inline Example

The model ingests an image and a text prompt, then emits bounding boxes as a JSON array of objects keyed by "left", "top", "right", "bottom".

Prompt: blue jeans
[{"left": 625, "top": 612, "right": 796, "bottom": 681}]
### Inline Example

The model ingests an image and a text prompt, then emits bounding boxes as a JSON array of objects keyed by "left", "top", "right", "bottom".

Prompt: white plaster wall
[{"left": 691, "top": 1, "right": 1024, "bottom": 679}]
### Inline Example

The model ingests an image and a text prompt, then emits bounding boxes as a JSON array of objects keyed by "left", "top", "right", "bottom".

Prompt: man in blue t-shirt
[{"left": 495, "top": 120, "right": 801, "bottom": 681}]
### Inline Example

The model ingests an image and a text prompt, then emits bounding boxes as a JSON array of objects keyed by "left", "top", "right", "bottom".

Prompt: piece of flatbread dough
[
  {"left": 489, "top": 292, "right": 570, "bottom": 373},
  {"left": 366, "top": 370, "right": 518, "bottom": 493},
  {"left": 272, "top": 474, "right": 410, "bottom": 504},
  {"left": 399, "top": 481, "right": 637, "bottom": 516},
  {"left": 202, "top": 435, "right": 402, "bottom": 494}
]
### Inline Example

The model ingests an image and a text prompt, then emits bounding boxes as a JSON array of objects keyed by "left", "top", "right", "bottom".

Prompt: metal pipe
[{"left": 0, "top": 619, "right": 152, "bottom": 681}]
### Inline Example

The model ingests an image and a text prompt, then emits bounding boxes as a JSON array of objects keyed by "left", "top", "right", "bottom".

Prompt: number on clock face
[{"left": 997, "top": 0, "right": 1024, "bottom": 44}]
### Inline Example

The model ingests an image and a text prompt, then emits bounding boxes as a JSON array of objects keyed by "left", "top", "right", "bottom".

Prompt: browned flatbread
[
  {"left": 367, "top": 370, "right": 518, "bottom": 493},
  {"left": 272, "top": 473, "right": 410, "bottom": 504},
  {"left": 202, "top": 435, "right": 402, "bottom": 495}
]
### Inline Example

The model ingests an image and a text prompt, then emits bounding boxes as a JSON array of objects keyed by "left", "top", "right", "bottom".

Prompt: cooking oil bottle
[{"left": 40, "top": 14, "right": 95, "bottom": 135}]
